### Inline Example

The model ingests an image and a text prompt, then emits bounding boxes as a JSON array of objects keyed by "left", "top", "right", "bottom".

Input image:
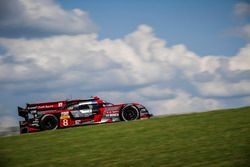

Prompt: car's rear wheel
[
  {"left": 121, "top": 105, "right": 139, "bottom": 121},
  {"left": 20, "top": 127, "right": 28, "bottom": 134},
  {"left": 40, "top": 114, "right": 58, "bottom": 130}
]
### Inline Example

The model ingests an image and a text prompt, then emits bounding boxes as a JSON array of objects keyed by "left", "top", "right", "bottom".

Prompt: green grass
[{"left": 1, "top": 107, "right": 250, "bottom": 167}]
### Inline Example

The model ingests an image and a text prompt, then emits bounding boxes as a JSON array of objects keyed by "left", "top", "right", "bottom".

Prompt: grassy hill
[{"left": 0, "top": 107, "right": 250, "bottom": 167}]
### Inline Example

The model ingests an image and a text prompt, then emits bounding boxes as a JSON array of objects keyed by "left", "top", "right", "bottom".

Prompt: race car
[{"left": 18, "top": 96, "right": 152, "bottom": 134}]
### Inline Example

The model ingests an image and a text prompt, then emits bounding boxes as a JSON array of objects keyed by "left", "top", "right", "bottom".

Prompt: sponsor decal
[
  {"left": 32, "top": 120, "right": 39, "bottom": 124},
  {"left": 104, "top": 106, "right": 120, "bottom": 112},
  {"left": 61, "top": 112, "right": 69, "bottom": 116},
  {"left": 62, "top": 119, "right": 69, "bottom": 126},
  {"left": 27, "top": 106, "right": 36, "bottom": 110},
  {"left": 104, "top": 110, "right": 120, "bottom": 114},
  {"left": 104, "top": 109, "right": 120, "bottom": 117},
  {"left": 75, "top": 120, "right": 81, "bottom": 125},
  {"left": 37, "top": 105, "right": 54, "bottom": 109},
  {"left": 105, "top": 113, "right": 119, "bottom": 117},
  {"left": 60, "top": 115, "right": 70, "bottom": 119},
  {"left": 60, "top": 112, "right": 70, "bottom": 119},
  {"left": 58, "top": 102, "right": 63, "bottom": 107}
]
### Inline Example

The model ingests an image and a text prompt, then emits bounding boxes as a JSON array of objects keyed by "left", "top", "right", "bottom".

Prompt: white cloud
[
  {"left": 192, "top": 44, "right": 250, "bottom": 97},
  {"left": 234, "top": 2, "right": 250, "bottom": 18},
  {"left": 150, "top": 91, "right": 223, "bottom": 115},
  {"left": 231, "top": 24, "right": 250, "bottom": 40},
  {"left": 0, "top": 25, "right": 249, "bottom": 116},
  {"left": 0, "top": 0, "right": 97, "bottom": 37},
  {"left": 197, "top": 80, "right": 250, "bottom": 97},
  {"left": 231, "top": 2, "right": 250, "bottom": 41},
  {"left": 230, "top": 43, "right": 250, "bottom": 70}
]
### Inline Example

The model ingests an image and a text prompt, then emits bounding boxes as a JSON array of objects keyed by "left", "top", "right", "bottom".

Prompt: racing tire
[
  {"left": 40, "top": 114, "right": 58, "bottom": 131},
  {"left": 121, "top": 105, "right": 139, "bottom": 121},
  {"left": 20, "top": 127, "right": 28, "bottom": 134}
]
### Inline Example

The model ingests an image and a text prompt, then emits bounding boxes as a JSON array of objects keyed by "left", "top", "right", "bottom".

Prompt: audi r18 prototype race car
[{"left": 18, "top": 96, "right": 152, "bottom": 134}]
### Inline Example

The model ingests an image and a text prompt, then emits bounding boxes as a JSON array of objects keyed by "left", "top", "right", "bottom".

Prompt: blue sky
[
  {"left": 60, "top": 0, "right": 247, "bottom": 56},
  {"left": 0, "top": 0, "right": 249, "bottom": 129}
]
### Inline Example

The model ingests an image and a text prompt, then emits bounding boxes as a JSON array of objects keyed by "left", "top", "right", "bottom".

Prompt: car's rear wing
[{"left": 18, "top": 107, "right": 28, "bottom": 120}]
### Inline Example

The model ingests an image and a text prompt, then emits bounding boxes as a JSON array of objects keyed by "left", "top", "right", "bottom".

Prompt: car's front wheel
[
  {"left": 40, "top": 114, "right": 58, "bottom": 130},
  {"left": 121, "top": 105, "right": 139, "bottom": 121}
]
